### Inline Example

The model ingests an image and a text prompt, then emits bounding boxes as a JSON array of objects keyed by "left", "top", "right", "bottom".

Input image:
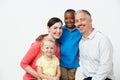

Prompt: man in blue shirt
[{"left": 58, "top": 9, "right": 82, "bottom": 80}]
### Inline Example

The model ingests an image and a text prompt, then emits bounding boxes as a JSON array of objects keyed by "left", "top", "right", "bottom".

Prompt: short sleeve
[{"left": 36, "top": 57, "right": 43, "bottom": 67}]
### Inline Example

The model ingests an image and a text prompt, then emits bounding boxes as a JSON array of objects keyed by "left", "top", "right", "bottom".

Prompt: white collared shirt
[{"left": 79, "top": 29, "right": 115, "bottom": 80}]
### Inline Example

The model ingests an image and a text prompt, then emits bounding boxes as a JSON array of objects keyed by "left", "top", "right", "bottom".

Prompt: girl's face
[
  {"left": 48, "top": 22, "right": 63, "bottom": 40},
  {"left": 42, "top": 41, "right": 55, "bottom": 57}
]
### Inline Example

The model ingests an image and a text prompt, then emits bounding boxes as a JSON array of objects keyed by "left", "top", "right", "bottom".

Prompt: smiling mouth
[{"left": 55, "top": 33, "right": 61, "bottom": 35}]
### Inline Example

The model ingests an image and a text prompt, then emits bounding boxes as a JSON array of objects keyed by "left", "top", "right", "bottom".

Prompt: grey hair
[{"left": 75, "top": 9, "right": 91, "bottom": 18}]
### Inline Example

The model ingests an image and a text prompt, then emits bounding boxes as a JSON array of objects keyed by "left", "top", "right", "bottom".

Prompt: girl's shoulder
[{"left": 52, "top": 55, "right": 59, "bottom": 60}]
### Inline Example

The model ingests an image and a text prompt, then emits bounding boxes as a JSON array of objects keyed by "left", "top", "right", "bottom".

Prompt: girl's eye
[
  {"left": 51, "top": 47, "right": 54, "bottom": 49},
  {"left": 46, "top": 47, "right": 49, "bottom": 49}
]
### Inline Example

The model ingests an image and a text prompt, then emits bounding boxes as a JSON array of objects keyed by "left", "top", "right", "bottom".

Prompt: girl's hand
[{"left": 52, "top": 77, "right": 59, "bottom": 80}]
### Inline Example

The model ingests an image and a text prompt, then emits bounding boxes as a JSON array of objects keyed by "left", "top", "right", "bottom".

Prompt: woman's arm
[
  {"left": 24, "top": 66, "right": 41, "bottom": 79},
  {"left": 20, "top": 41, "right": 41, "bottom": 79}
]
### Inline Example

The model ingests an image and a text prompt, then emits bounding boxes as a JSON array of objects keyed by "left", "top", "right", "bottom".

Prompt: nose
[
  {"left": 48, "top": 48, "right": 52, "bottom": 52},
  {"left": 67, "top": 19, "right": 73, "bottom": 22}
]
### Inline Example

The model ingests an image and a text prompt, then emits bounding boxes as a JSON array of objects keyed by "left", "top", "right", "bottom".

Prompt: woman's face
[{"left": 48, "top": 22, "right": 63, "bottom": 39}]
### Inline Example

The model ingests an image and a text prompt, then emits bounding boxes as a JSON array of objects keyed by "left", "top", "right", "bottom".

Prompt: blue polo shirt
[{"left": 58, "top": 25, "right": 82, "bottom": 68}]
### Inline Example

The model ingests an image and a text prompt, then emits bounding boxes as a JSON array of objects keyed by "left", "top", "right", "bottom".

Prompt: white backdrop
[{"left": 0, "top": 0, "right": 120, "bottom": 80}]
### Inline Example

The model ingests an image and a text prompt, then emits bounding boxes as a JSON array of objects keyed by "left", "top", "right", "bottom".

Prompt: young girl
[{"left": 36, "top": 39, "right": 60, "bottom": 80}]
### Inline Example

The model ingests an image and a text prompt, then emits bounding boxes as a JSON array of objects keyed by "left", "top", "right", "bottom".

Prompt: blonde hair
[{"left": 41, "top": 39, "right": 56, "bottom": 55}]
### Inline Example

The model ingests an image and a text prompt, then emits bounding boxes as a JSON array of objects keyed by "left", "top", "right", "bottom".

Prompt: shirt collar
[
  {"left": 82, "top": 29, "right": 97, "bottom": 40},
  {"left": 63, "top": 25, "right": 77, "bottom": 31}
]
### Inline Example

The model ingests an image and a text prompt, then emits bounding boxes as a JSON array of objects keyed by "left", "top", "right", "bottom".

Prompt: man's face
[{"left": 75, "top": 12, "right": 92, "bottom": 34}]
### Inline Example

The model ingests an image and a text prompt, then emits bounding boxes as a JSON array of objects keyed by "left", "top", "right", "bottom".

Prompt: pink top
[{"left": 20, "top": 41, "right": 60, "bottom": 80}]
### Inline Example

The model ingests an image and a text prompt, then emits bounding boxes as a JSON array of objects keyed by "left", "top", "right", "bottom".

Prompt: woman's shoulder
[
  {"left": 31, "top": 41, "right": 41, "bottom": 46},
  {"left": 35, "top": 34, "right": 48, "bottom": 41}
]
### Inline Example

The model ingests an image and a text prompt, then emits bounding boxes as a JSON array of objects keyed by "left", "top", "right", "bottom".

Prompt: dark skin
[
  {"left": 64, "top": 11, "right": 80, "bottom": 61},
  {"left": 64, "top": 12, "right": 75, "bottom": 31}
]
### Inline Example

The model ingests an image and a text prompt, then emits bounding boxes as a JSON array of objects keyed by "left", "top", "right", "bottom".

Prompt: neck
[
  {"left": 47, "top": 34, "right": 56, "bottom": 41},
  {"left": 83, "top": 28, "right": 94, "bottom": 38},
  {"left": 44, "top": 55, "right": 52, "bottom": 61},
  {"left": 67, "top": 26, "right": 75, "bottom": 31}
]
